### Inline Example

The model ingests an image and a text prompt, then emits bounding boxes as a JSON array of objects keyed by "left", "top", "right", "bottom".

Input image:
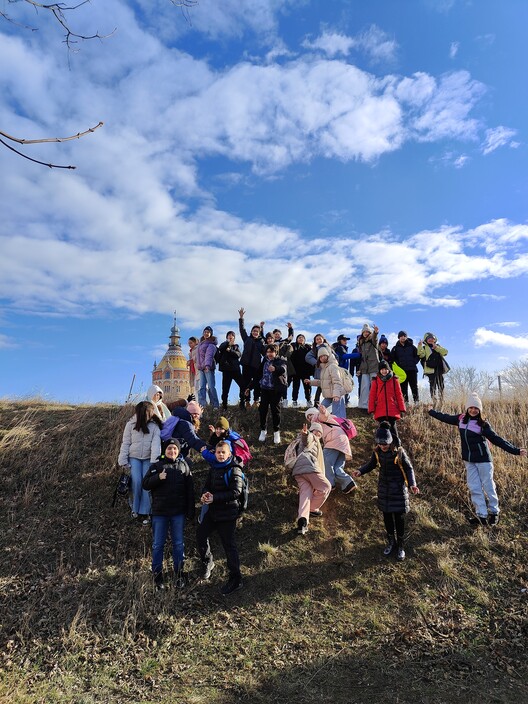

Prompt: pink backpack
[{"left": 322, "top": 417, "right": 357, "bottom": 440}]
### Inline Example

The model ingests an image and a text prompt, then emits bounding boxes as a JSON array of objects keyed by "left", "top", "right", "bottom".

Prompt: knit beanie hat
[
  {"left": 165, "top": 438, "right": 181, "bottom": 451},
  {"left": 309, "top": 423, "right": 323, "bottom": 435},
  {"left": 317, "top": 347, "right": 329, "bottom": 359},
  {"left": 466, "top": 392, "right": 483, "bottom": 412},
  {"left": 362, "top": 323, "right": 372, "bottom": 334},
  {"left": 379, "top": 360, "right": 391, "bottom": 371},
  {"left": 375, "top": 421, "right": 393, "bottom": 445},
  {"left": 186, "top": 401, "right": 203, "bottom": 416},
  {"left": 203, "top": 325, "right": 213, "bottom": 334},
  {"left": 398, "top": 330, "right": 407, "bottom": 338},
  {"left": 379, "top": 335, "right": 388, "bottom": 345},
  {"left": 215, "top": 416, "right": 230, "bottom": 430},
  {"left": 305, "top": 407, "right": 318, "bottom": 419}
]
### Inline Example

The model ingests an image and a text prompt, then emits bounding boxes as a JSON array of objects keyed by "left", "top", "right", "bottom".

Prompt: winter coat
[
  {"left": 368, "top": 374, "right": 406, "bottom": 420},
  {"left": 428, "top": 410, "right": 523, "bottom": 463},
  {"left": 417, "top": 333, "right": 448, "bottom": 375},
  {"left": 145, "top": 384, "right": 171, "bottom": 421},
  {"left": 142, "top": 456, "right": 195, "bottom": 518},
  {"left": 358, "top": 447, "right": 416, "bottom": 513},
  {"left": 118, "top": 418, "right": 161, "bottom": 465},
  {"left": 188, "top": 345, "right": 199, "bottom": 376},
  {"left": 161, "top": 407, "right": 205, "bottom": 457},
  {"left": 308, "top": 356, "right": 345, "bottom": 399},
  {"left": 391, "top": 338, "right": 419, "bottom": 372},
  {"left": 278, "top": 340, "right": 296, "bottom": 376},
  {"left": 292, "top": 431, "right": 326, "bottom": 477},
  {"left": 313, "top": 405, "right": 352, "bottom": 459},
  {"left": 290, "top": 342, "right": 313, "bottom": 378},
  {"left": 216, "top": 341, "right": 242, "bottom": 373},
  {"left": 358, "top": 332, "right": 380, "bottom": 375},
  {"left": 200, "top": 450, "right": 245, "bottom": 522},
  {"left": 306, "top": 343, "right": 336, "bottom": 381},
  {"left": 332, "top": 342, "right": 361, "bottom": 372},
  {"left": 196, "top": 336, "right": 218, "bottom": 371},
  {"left": 258, "top": 356, "right": 288, "bottom": 392},
  {"left": 239, "top": 318, "right": 265, "bottom": 369}
]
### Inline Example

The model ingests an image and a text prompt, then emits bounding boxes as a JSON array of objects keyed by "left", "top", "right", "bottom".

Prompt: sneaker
[
  {"left": 142, "top": 517, "right": 151, "bottom": 526},
  {"left": 383, "top": 537, "right": 395, "bottom": 556},
  {"left": 221, "top": 577, "right": 243, "bottom": 596},
  {"left": 281, "top": 399, "right": 288, "bottom": 408},
  {"left": 202, "top": 561, "right": 215, "bottom": 580},
  {"left": 469, "top": 516, "right": 488, "bottom": 527},
  {"left": 309, "top": 509, "right": 323, "bottom": 518},
  {"left": 292, "top": 401, "right": 298, "bottom": 407},
  {"left": 297, "top": 517, "right": 308, "bottom": 535},
  {"left": 342, "top": 479, "right": 357, "bottom": 494},
  {"left": 131, "top": 511, "right": 139, "bottom": 520},
  {"left": 397, "top": 547, "right": 406, "bottom": 561},
  {"left": 488, "top": 513, "right": 499, "bottom": 526},
  {"left": 258, "top": 430, "right": 267, "bottom": 442},
  {"left": 273, "top": 431, "right": 281, "bottom": 444}
]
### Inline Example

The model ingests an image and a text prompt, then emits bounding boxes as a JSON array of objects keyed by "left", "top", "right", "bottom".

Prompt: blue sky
[{"left": 1, "top": 0, "right": 528, "bottom": 402}]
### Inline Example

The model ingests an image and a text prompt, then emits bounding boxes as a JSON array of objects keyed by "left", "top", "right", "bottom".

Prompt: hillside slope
[{"left": 0, "top": 400, "right": 527, "bottom": 703}]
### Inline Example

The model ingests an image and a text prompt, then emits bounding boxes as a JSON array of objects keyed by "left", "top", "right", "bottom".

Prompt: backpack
[
  {"left": 224, "top": 467, "right": 249, "bottom": 513},
  {"left": 111, "top": 468, "right": 131, "bottom": 507},
  {"left": 322, "top": 417, "right": 357, "bottom": 440},
  {"left": 161, "top": 415, "right": 180, "bottom": 441},
  {"left": 337, "top": 366, "right": 354, "bottom": 394},
  {"left": 284, "top": 436, "right": 302, "bottom": 470},
  {"left": 232, "top": 436, "right": 253, "bottom": 466}
]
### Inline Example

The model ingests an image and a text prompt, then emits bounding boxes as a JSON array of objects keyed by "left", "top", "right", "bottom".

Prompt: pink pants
[{"left": 295, "top": 473, "right": 332, "bottom": 522}]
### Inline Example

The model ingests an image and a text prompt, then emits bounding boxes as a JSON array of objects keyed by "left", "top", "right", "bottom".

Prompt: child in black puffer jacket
[
  {"left": 197, "top": 441, "right": 245, "bottom": 595},
  {"left": 353, "top": 422, "right": 419, "bottom": 561},
  {"left": 142, "top": 438, "right": 195, "bottom": 590}
]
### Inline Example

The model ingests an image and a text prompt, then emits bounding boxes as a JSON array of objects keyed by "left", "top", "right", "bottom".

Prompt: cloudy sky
[{"left": 1, "top": 0, "right": 528, "bottom": 402}]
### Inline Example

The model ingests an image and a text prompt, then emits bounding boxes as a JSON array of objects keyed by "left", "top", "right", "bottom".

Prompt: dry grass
[{"left": 0, "top": 400, "right": 527, "bottom": 703}]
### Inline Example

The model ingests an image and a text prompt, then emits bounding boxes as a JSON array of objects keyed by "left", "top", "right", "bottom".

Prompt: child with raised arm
[
  {"left": 142, "top": 438, "right": 194, "bottom": 590},
  {"left": 197, "top": 441, "right": 245, "bottom": 595},
  {"left": 353, "top": 422, "right": 419, "bottom": 561},
  {"left": 428, "top": 393, "right": 526, "bottom": 526}
]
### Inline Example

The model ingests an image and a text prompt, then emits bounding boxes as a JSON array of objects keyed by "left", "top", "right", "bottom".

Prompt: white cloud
[
  {"left": 482, "top": 126, "right": 518, "bottom": 155},
  {"left": 474, "top": 328, "right": 528, "bottom": 351},
  {"left": 449, "top": 41, "right": 459, "bottom": 59},
  {"left": 493, "top": 321, "right": 520, "bottom": 328},
  {"left": 0, "top": 334, "right": 18, "bottom": 349},
  {"left": 302, "top": 25, "right": 397, "bottom": 63}
]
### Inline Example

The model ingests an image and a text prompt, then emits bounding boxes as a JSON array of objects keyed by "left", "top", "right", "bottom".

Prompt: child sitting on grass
[
  {"left": 197, "top": 441, "right": 245, "bottom": 595},
  {"left": 353, "top": 422, "right": 419, "bottom": 561},
  {"left": 142, "top": 438, "right": 195, "bottom": 590}
]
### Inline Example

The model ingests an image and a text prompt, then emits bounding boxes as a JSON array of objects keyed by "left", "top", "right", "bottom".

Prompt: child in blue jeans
[{"left": 142, "top": 438, "right": 195, "bottom": 590}]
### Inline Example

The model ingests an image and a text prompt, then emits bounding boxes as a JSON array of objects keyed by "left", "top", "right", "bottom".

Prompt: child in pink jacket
[{"left": 305, "top": 405, "right": 356, "bottom": 494}]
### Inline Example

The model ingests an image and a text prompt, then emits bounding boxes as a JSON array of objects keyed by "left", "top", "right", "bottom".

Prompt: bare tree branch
[
  {"left": 7, "top": 0, "right": 116, "bottom": 50},
  {"left": 0, "top": 121, "right": 104, "bottom": 169}
]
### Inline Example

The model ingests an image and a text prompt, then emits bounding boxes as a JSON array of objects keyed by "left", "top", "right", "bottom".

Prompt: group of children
[
  {"left": 184, "top": 314, "right": 452, "bottom": 427},
  {"left": 119, "top": 372, "right": 526, "bottom": 591}
]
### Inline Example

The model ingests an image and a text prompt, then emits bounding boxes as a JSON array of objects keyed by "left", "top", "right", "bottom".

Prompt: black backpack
[{"left": 223, "top": 467, "right": 249, "bottom": 513}]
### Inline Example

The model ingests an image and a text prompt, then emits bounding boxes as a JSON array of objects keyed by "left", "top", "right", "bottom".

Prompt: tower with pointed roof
[{"left": 152, "top": 313, "right": 191, "bottom": 402}]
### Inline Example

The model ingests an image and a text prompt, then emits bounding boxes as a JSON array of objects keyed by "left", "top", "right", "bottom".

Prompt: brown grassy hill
[{"left": 0, "top": 400, "right": 527, "bottom": 703}]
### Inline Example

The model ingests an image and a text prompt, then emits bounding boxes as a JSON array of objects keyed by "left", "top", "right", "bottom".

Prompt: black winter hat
[
  {"left": 379, "top": 360, "right": 391, "bottom": 371},
  {"left": 375, "top": 421, "right": 393, "bottom": 445}
]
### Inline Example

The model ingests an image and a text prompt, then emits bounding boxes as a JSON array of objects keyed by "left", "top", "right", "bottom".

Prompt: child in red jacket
[{"left": 368, "top": 361, "right": 406, "bottom": 447}]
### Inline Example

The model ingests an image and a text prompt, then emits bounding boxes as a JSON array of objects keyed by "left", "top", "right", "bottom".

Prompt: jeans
[
  {"left": 321, "top": 396, "right": 346, "bottom": 419},
  {"left": 151, "top": 514, "right": 185, "bottom": 575},
  {"left": 129, "top": 457, "right": 152, "bottom": 515},
  {"left": 322, "top": 448, "right": 353, "bottom": 491},
  {"left": 358, "top": 374, "right": 374, "bottom": 409},
  {"left": 464, "top": 461, "right": 499, "bottom": 516},
  {"left": 198, "top": 369, "right": 219, "bottom": 408}
]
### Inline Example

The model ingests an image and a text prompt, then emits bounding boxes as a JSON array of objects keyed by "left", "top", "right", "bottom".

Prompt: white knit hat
[
  {"left": 305, "top": 407, "right": 318, "bottom": 419},
  {"left": 309, "top": 423, "right": 323, "bottom": 435},
  {"left": 465, "top": 392, "right": 483, "bottom": 411}
]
